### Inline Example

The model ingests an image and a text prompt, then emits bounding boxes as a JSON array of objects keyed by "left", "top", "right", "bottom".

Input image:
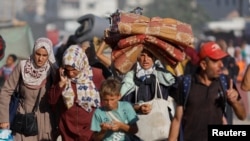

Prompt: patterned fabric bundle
[{"left": 105, "top": 11, "right": 196, "bottom": 74}]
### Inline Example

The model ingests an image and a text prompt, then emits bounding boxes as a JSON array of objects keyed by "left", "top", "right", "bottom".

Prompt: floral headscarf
[
  {"left": 20, "top": 37, "right": 55, "bottom": 88},
  {"left": 62, "top": 45, "right": 100, "bottom": 112}
]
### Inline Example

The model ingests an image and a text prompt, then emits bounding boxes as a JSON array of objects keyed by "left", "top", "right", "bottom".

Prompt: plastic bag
[{"left": 0, "top": 129, "right": 14, "bottom": 141}]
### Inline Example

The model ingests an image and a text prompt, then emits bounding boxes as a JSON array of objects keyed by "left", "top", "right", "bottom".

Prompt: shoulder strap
[
  {"left": 219, "top": 74, "right": 228, "bottom": 93},
  {"left": 13, "top": 72, "right": 22, "bottom": 98},
  {"left": 218, "top": 74, "right": 228, "bottom": 115},
  {"left": 155, "top": 78, "right": 163, "bottom": 99},
  {"left": 31, "top": 88, "right": 42, "bottom": 113},
  {"left": 106, "top": 111, "right": 121, "bottom": 122},
  {"left": 182, "top": 74, "right": 191, "bottom": 111},
  {"left": 14, "top": 80, "right": 19, "bottom": 93}
]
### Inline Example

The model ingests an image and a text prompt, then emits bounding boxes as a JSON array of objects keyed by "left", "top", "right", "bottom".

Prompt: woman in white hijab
[{"left": 0, "top": 37, "right": 57, "bottom": 141}]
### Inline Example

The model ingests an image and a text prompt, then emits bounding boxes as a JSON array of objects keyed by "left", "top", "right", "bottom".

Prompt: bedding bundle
[{"left": 104, "top": 11, "right": 197, "bottom": 74}]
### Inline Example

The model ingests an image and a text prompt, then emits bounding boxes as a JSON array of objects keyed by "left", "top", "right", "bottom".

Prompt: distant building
[
  {"left": 196, "top": 0, "right": 250, "bottom": 20},
  {"left": 57, "top": 0, "right": 118, "bottom": 19},
  {"left": 117, "top": 0, "right": 250, "bottom": 20},
  {"left": 119, "top": 0, "right": 151, "bottom": 13}
]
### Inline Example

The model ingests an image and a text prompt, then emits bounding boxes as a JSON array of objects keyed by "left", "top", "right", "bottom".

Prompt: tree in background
[{"left": 144, "top": 0, "right": 210, "bottom": 36}]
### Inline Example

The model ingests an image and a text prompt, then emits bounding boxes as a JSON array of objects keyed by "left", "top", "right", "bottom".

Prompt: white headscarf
[
  {"left": 62, "top": 45, "right": 100, "bottom": 112},
  {"left": 33, "top": 37, "right": 56, "bottom": 64},
  {"left": 20, "top": 37, "right": 55, "bottom": 88}
]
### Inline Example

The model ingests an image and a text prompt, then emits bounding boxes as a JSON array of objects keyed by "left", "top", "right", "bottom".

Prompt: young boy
[
  {"left": 0, "top": 54, "right": 17, "bottom": 87},
  {"left": 0, "top": 54, "right": 17, "bottom": 79},
  {"left": 91, "top": 77, "right": 140, "bottom": 141}
]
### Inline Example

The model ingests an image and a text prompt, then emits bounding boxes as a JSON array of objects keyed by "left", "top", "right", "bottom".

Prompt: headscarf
[
  {"left": 20, "top": 37, "right": 55, "bottom": 88},
  {"left": 135, "top": 60, "right": 164, "bottom": 81},
  {"left": 136, "top": 62, "right": 155, "bottom": 81},
  {"left": 62, "top": 45, "right": 100, "bottom": 112}
]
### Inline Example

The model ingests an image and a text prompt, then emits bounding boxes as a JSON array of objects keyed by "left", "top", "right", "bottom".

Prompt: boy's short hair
[
  {"left": 99, "top": 77, "right": 121, "bottom": 97},
  {"left": 9, "top": 54, "right": 17, "bottom": 62}
]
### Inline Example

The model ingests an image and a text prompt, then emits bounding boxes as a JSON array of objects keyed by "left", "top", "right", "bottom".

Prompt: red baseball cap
[{"left": 198, "top": 41, "right": 228, "bottom": 60}]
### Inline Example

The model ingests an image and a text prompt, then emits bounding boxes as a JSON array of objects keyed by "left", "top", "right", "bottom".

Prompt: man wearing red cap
[
  {"left": 199, "top": 41, "right": 228, "bottom": 60},
  {"left": 168, "top": 41, "right": 246, "bottom": 141}
]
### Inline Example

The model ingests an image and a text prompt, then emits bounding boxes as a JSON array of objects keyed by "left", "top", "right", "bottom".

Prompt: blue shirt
[{"left": 91, "top": 101, "right": 138, "bottom": 141}]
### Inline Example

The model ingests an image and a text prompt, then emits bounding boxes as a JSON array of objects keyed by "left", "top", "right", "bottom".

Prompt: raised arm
[
  {"left": 96, "top": 40, "right": 111, "bottom": 68},
  {"left": 47, "top": 67, "right": 66, "bottom": 109},
  {"left": 228, "top": 79, "right": 246, "bottom": 120},
  {"left": 241, "top": 64, "right": 250, "bottom": 91}
]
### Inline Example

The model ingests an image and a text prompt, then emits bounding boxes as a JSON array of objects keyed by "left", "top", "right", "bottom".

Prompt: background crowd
[{"left": 0, "top": 6, "right": 250, "bottom": 141}]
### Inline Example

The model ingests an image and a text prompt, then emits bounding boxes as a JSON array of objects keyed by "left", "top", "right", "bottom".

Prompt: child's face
[
  {"left": 102, "top": 94, "right": 120, "bottom": 111},
  {"left": 6, "top": 56, "right": 15, "bottom": 66}
]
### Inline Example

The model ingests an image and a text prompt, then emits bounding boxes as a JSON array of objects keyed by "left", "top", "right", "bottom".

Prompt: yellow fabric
[{"left": 166, "top": 62, "right": 184, "bottom": 76}]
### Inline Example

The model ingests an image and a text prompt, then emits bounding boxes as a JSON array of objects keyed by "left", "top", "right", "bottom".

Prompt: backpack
[{"left": 182, "top": 74, "right": 229, "bottom": 119}]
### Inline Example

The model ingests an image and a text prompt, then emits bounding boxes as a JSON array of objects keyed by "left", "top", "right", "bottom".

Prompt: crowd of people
[{"left": 0, "top": 10, "right": 250, "bottom": 141}]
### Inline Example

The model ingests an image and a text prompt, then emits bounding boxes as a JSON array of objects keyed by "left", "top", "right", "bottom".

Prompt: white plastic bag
[
  {"left": 135, "top": 79, "right": 175, "bottom": 141},
  {"left": 0, "top": 129, "right": 13, "bottom": 141}
]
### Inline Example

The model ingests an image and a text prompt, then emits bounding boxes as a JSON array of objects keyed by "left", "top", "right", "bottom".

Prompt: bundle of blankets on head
[{"left": 104, "top": 11, "right": 199, "bottom": 74}]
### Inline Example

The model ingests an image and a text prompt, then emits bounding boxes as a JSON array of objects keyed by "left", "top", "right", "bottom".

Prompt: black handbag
[
  {"left": 11, "top": 88, "right": 41, "bottom": 136},
  {"left": 11, "top": 112, "right": 38, "bottom": 136}
]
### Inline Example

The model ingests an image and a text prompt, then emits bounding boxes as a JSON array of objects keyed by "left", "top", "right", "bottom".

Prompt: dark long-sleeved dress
[{"left": 48, "top": 76, "right": 95, "bottom": 141}]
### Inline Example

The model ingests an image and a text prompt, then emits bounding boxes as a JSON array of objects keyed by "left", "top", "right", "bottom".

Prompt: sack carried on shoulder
[
  {"left": 135, "top": 79, "right": 176, "bottom": 141},
  {"left": 10, "top": 112, "right": 38, "bottom": 136}
]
